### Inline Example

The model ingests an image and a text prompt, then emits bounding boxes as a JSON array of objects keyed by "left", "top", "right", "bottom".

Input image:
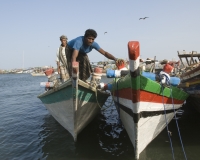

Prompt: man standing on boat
[
  {"left": 56, "top": 35, "right": 71, "bottom": 82},
  {"left": 67, "top": 29, "right": 118, "bottom": 81}
]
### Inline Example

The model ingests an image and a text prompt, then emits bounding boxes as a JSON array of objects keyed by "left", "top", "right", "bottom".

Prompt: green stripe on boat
[
  {"left": 111, "top": 74, "right": 188, "bottom": 101},
  {"left": 39, "top": 85, "right": 106, "bottom": 104}
]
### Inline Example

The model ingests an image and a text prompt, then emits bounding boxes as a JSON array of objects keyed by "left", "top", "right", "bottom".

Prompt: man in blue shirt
[{"left": 67, "top": 29, "right": 118, "bottom": 81}]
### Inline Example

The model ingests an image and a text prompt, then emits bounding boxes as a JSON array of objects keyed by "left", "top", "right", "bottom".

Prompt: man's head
[
  {"left": 60, "top": 35, "right": 67, "bottom": 46},
  {"left": 84, "top": 29, "right": 97, "bottom": 46}
]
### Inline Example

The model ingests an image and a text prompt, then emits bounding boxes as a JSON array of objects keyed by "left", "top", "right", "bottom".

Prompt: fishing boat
[
  {"left": 38, "top": 63, "right": 109, "bottom": 141},
  {"left": 178, "top": 51, "right": 200, "bottom": 113},
  {"left": 99, "top": 41, "right": 188, "bottom": 159}
]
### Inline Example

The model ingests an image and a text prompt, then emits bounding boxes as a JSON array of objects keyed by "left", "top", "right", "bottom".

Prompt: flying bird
[
  {"left": 104, "top": 32, "right": 107, "bottom": 34},
  {"left": 139, "top": 17, "right": 149, "bottom": 20}
]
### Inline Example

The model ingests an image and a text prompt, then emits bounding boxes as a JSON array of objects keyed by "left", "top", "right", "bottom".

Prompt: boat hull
[
  {"left": 111, "top": 74, "right": 188, "bottom": 159},
  {"left": 185, "top": 95, "right": 200, "bottom": 113},
  {"left": 38, "top": 79, "right": 109, "bottom": 140},
  {"left": 118, "top": 106, "right": 175, "bottom": 155}
]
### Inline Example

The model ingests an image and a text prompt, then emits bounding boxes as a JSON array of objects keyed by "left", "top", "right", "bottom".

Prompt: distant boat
[
  {"left": 16, "top": 71, "right": 23, "bottom": 74},
  {"left": 178, "top": 51, "right": 200, "bottom": 113},
  {"left": 31, "top": 72, "right": 45, "bottom": 76}
]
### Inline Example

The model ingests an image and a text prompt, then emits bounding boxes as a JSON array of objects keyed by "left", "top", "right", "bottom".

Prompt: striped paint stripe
[
  {"left": 113, "top": 88, "right": 184, "bottom": 104},
  {"left": 112, "top": 76, "right": 188, "bottom": 101},
  {"left": 113, "top": 96, "right": 183, "bottom": 113},
  {"left": 115, "top": 100, "right": 178, "bottom": 123},
  {"left": 39, "top": 85, "right": 109, "bottom": 104}
]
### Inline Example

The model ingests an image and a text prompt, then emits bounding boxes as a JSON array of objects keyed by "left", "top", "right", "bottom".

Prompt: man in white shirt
[{"left": 56, "top": 35, "right": 70, "bottom": 82}]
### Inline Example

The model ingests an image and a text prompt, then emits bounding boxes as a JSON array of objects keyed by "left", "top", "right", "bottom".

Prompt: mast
[{"left": 23, "top": 51, "right": 24, "bottom": 70}]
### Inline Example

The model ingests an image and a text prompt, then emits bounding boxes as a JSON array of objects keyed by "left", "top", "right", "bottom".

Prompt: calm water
[{"left": 0, "top": 74, "right": 200, "bottom": 160}]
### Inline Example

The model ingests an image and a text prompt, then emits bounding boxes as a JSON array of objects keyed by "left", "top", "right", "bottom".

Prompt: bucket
[
  {"left": 94, "top": 67, "right": 102, "bottom": 74},
  {"left": 163, "top": 64, "right": 174, "bottom": 74}
]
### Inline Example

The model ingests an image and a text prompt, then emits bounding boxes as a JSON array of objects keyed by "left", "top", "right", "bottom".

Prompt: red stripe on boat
[
  {"left": 128, "top": 41, "right": 140, "bottom": 60},
  {"left": 113, "top": 88, "right": 184, "bottom": 104}
]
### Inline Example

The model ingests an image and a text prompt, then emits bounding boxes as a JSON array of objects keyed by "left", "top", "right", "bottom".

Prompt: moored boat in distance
[
  {"left": 31, "top": 72, "right": 45, "bottom": 76},
  {"left": 178, "top": 51, "right": 200, "bottom": 113},
  {"left": 100, "top": 41, "right": 188, "bottom": 159}
]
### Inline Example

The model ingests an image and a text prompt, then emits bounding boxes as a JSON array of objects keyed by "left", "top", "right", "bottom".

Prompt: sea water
[{"left": 0, "top": 73, "right": 200, "bottom": 160}]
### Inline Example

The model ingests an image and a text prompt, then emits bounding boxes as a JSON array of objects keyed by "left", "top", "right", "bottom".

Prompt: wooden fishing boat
[
  {"left": 101, "top": 41, "right": 188, "bottom": 159},
  {"left": 38, "top": 63, "right": 109, "bottom": 141},
  {"left": 178, "top": 51, "right": 200, "bottom": 112}
]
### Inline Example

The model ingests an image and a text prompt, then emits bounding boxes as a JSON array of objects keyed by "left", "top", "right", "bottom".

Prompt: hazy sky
[{"left": 1, "top": 0, "right": 200, "bottom": 70}]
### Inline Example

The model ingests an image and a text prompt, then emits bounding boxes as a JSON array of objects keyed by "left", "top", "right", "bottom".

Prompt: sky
[{"left": 1, "top": 0, "right": 200, "bottom": 70}]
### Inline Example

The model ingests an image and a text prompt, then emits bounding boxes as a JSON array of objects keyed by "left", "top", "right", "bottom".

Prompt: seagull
[
  {"left": 104, "top": 32, "right": 107, "bottom": 34},
  {"left": 139, "top": 17, "right": 149, "bottom": 20}
]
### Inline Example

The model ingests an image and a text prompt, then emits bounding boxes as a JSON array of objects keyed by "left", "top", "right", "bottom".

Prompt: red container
[
  {"left": 163, "top": 64, "right": 174, "bottom": 73},
  {"left": 94, "top": 67, "right": 102, "bottom": 74},
  {"left": 44, "top": 68, "right": 54, "bottom": 76},
  {"left": 116, "top": 63, "right": 125, "bottom": 70}
]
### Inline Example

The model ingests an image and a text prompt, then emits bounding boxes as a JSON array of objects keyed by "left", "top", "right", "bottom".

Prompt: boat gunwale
[{"left": 37, "top": 78, "right": 109, "bottom": 98}]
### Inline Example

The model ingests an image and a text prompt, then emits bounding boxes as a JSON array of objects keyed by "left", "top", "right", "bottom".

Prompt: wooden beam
[{"left": 178, "top": 51, "right": 185, "bottom": 67}]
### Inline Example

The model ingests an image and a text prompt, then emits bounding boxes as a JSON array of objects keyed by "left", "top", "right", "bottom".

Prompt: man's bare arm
[
  {"left": 98, "top": 48, "right": 117, "bottom": 61},
  {"left": 71, "top": 50, "right": 79, "bottom": 62}
]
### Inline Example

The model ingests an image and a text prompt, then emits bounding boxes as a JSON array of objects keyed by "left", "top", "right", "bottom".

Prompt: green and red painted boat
[
  {"left": 38, "top": 62, "right": 109, "bottom": 141},
  {"left": 102, "top": 41, "right": 189, "bottom": 159}
]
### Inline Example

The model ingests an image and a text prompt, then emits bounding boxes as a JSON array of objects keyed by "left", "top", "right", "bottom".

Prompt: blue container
[
  {"left": 106, "top": 70, "right": 115, "bottom": 78},
  {"left": 142, "top": 72, "right": 180, "bottom": 86},
  {"left": 106, "top": 83, "right": 112, "bottom": 90},
  {"left": 170, "top": 77, "right": 180, "bottom": 86}
]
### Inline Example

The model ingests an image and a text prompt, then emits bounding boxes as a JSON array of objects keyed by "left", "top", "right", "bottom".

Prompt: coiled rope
[{"left": 94, "top": 83, "right": 114, "bottom": 111}]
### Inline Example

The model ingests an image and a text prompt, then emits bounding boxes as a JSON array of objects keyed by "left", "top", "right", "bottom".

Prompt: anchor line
[
  {"left": 169, "top": 84, "right": 188, "bottom": 160},
  {"left": 161, "top": 84, "right": 175, "bottom": 160},
  {"left": 94, "top": 83, "right": 114, "bottom": 111}
]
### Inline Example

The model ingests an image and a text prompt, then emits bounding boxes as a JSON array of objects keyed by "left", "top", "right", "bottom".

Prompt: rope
[
  {"left": 94, "top": 83, "right": 114, "bottom": 111},
  {"left": 161, "top": 85, "right": 175, "bottom": 160},
  {"left": 160, "top": 74, "right": 188, "bottom": 160},
  {"left": 169, "top": 84, "right": 188, "bottom": 160}
]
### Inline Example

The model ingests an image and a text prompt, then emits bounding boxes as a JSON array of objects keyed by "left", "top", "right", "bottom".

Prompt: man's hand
[
  {"left": 115, "top": 59, "right": 126, "bottom": 69},
  {"left": 116, "top": 59, "right": 125, "bottom": 66}
]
